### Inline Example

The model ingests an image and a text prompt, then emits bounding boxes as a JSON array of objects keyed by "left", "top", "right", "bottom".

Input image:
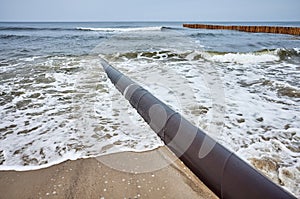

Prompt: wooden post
[{"left": 182, "top": 24, "right": 300, "bottom": 36}]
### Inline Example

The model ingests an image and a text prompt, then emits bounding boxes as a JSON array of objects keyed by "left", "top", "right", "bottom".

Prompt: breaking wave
[
  {"left": 0, "top": 26, "right": 177, "bottom": 33},
  {"left": 76, "top": 26, "right": 166, "bottom": 32},
  {"left": 103, "top": 48, "right": 300, "bottom": 64}
]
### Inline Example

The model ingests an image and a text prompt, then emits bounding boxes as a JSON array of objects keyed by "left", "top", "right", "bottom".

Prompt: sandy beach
[
  {"left": 0, "top": 146, "right": 217, "bottom": 199},
  {"left": 1, "top": 21, "right": 299, "bottom": 198}
]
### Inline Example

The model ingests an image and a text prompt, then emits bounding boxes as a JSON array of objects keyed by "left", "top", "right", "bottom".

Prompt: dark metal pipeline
[{"left": 101, "top": 59, "right": 296, "bottom": 199}]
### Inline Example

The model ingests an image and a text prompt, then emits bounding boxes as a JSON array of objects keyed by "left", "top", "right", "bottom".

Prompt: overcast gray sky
[{"left": 0, "top": 0, "right": 299, "bottom": 22}]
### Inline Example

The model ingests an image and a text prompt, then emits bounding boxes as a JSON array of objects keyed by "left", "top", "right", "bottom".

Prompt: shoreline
[{"left": 0, "top": 146, "right": 217, "bottom": 199}]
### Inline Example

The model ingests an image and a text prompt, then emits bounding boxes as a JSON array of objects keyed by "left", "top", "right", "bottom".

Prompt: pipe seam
[
  {"left": 220, "top": 152, "right": 234, "bottom": 199},
  {"left": 162, "top": 112, "right": 179, "bottom": 141}
]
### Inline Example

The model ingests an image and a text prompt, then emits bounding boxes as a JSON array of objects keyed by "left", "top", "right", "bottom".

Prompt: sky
[{"left": 0, "top": 0, "right": 299, "bottom": 22}]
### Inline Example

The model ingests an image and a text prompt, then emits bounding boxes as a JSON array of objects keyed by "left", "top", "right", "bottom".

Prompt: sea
[{"left": 0, "top": 21, "right": 299, "bottom": 196}]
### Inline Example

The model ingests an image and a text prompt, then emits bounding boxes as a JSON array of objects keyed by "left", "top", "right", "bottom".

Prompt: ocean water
[{"left": 0, "top": 22, "right": 299, "bottom": 196}]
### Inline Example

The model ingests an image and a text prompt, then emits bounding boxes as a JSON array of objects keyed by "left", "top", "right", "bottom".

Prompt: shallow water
[{"left": 0, "top": 22, "right": 299, "bottom": 196}]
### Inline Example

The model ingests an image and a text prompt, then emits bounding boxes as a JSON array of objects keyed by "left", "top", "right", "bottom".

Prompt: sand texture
[{"left": 0, "top": 146, "right": 217, "bottom": 199}]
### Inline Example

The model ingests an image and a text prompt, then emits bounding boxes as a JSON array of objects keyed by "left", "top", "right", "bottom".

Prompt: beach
[
  {"left": 0, "top": 146, "right": 217, "bottom": 199},
  {"left": 0, "top": 22, "right": 299, "bottom": 197}
]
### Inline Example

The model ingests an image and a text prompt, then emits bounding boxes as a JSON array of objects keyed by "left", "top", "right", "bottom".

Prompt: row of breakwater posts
[
  {"left": 101, "top": 59, "right": 296, "bottom": 199},
  {"left": 183, "top": 24, "right": 300, "bottom": 35}
]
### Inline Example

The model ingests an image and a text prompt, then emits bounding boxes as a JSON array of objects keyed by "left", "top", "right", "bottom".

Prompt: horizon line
[{"left": 0, "top": 20, "right": 300, "bottom": 23}]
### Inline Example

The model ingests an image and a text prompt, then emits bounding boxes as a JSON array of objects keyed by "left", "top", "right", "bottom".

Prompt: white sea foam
[
  {"left": 19, "top": 56, "right": 41, "bottom": 62},
  {"left": 76, "top": 26, "right": 163, "bottom": 32},
  {"left": 0, "top": 56, "right": 165, "bottom": 172},
  {"left": 205, "top": 52, "right": 280, "bottom": 64},
  {"left": 0, "top": 51, "right": 299, "bottom": 196},
  {"left": 1, "top": 29, "right": 300, "bottom": 196},
  {"left": 0, "top": 150, "right": 82, "bottom": 171}
]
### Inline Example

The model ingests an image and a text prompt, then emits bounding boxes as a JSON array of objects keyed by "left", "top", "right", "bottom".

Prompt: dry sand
[{"left": 0, "top": 146, "right": 217, "bottom": 199}]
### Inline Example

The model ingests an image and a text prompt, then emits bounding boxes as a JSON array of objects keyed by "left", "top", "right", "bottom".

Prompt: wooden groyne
[{"left": 183, "top": 24, "right": 300, "bottom": 35}]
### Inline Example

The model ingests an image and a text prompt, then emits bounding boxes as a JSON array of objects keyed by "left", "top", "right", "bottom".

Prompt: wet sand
[{"left": 0, "top": 146, "right": 217, "bottom": 199}]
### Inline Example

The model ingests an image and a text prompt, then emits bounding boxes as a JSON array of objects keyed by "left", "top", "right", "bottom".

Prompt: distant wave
[
  {"left": 161, "top": 26, "right": 183, "bottom": 31},
  {"left": 0, "top": 26, "right": 180, "bottom": 33},
  {"left": 190, "top": 32, "right": 224, "bottom": 37},
  {"left": 0, "top": 34, "right": 30, "bottom": 39},
  {"left": 0, "top": 27, "right": 74, "bottom": 31},
  {"left": 76, "top": 26, "right": 168, "bottom": 32}
]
